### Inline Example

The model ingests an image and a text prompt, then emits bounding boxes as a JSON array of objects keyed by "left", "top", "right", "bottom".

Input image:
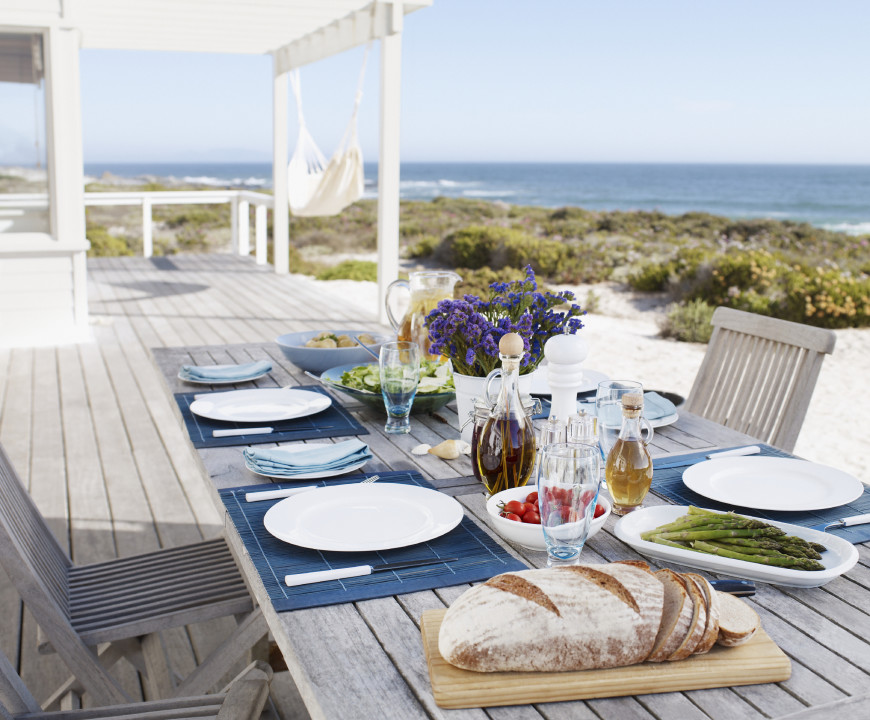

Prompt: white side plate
[
  {"left": 243, "top": 443, "right": 368, "bottom": 480},
  {"left": 263, "top": 483, "right": 464, "bottom": 551},
  {"left": 178, "top": 364, "right": 270, "bottom": 385},
  {"left": 683, "top": 457, "right": 864, "bottom": 511},
  {"left": 615, "top": 505, "right": 859, "bottom": 588},
  {"left": 190, "top": 388, "right": 331, "bottom": 423}
]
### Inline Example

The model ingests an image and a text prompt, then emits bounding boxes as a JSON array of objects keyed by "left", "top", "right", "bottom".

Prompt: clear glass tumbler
[
  {"left": 537, "top": 442, "right": 601, "bottom": 567},
  {"left": 379, "top": 341, "right": 420, "bottom": 434}
]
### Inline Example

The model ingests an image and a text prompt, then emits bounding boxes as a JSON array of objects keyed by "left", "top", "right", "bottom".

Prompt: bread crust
[
  {"left": 684, "top": 573, "right": 720, "bottom": 654},
  {"left": 667, "top": 573, "right": 707, "bottom": 660},
  {"left": 647, "top": 569, "right": 692, "bottom": 662},
  {"left": 438, "top": 566, "right": 663, "bottom": 673}
]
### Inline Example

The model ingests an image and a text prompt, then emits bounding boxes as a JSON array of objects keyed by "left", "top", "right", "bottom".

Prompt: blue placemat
[
  {"left": 652, "top": 445, "right": 870, "bottom": 544},
  {"left": 175, "top": 385, "right": 368, "bottom": 448},
  {"left": 219, "top": 471, "right": 527, "bottom": 611}
]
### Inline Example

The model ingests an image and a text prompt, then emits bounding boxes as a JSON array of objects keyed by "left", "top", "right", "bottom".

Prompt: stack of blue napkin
[
  {"left": 243, "top": 439, "right": 372, "bottom": 477},
  {"left": 578, "top": 391, "right": 677, "bottom": 421},
  {"left": 181, "top": 360, "right": 272, "bottom": 381}
]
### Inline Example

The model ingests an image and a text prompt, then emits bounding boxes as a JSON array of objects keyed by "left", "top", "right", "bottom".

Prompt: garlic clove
[
  {"left": 411, "top": 444, "right": 431, "bottom": 456},
  {"left": 428, "top": 439, "right": 462, "bottom": 460}
]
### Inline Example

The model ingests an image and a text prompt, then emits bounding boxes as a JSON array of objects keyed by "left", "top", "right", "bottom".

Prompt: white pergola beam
[{"left": 272, "top": 64, "right": 289, "bottom": 274}]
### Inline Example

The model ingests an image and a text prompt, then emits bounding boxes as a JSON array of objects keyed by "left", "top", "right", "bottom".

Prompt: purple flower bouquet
[{"left": 425, "top": 265, "right": 585, "bottom": 377}]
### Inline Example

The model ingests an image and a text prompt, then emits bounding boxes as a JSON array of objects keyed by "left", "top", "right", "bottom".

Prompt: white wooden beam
[
  {"left": 376, "top": 1, "right": 403, "bottom": 325},
  {"left": 272, "top": 64, "right": 289, "bottom": 274}
]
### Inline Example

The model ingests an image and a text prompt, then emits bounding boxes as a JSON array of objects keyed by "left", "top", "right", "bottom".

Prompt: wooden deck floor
[{"left": 0, "top": 253, "right": 383, "bottom": 715}]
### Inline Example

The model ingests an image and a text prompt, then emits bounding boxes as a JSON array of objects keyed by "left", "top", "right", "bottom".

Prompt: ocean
[{"left": 83, "top": 162, "right": 870, "bottom": 235}]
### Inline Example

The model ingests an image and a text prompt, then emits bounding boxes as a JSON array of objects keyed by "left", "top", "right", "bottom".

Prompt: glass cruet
[
  {"left": 605, "top": 392, "right": 654, "bottom": 515},
  {"left": 475, "top": 333, "right": 536, "bottom": 496}
]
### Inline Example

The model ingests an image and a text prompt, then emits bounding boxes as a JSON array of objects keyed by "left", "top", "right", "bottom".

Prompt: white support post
[
  {"left": 376, "top": 2, "right": 404, "bottom": 325},
  {"left": 238, "top": 200, "right": 250, "bottom": 255},
  {"left": 142, "top": 199, "right": 153, "bottom": 258},
  {"left": 45, "top": 26, "right": 89, "bottom": 331},
  {"left": 230, "top": 196, "right": 239, "bottom": 254},
  {"left": 272, "top": 64, "right": 289, "bottom": 274},
  {"left": 255, "top": 204, "right": 267, "bottom": 265}
]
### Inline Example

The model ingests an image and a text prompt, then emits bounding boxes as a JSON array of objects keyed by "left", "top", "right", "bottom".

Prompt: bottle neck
[
  {"left": 496, "top": 354, "right": 524, "bottom": 418},
  {"left": 619, "top": 414, "right": 644, "bottom": 441}
]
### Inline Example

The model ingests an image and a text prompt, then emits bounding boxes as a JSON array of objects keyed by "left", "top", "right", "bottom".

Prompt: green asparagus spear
[{"left": 692, "top": 540, "right": 824, "bottom": 570}]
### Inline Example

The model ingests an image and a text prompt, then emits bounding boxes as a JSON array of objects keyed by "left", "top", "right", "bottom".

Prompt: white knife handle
[
  {"left": 214, "top": 427, "right": 273, "bottom": 438},
  {"left": 244, "top": 486, "right": 317, "bottom": 502},
  {"left": 707, "top": 445, "right": 761, "bottom": 460},
  {"left": 285, "top": 565, "right": 373, "bottom": 587},
  {"left": 843, "top": 512, "right": 870, "bottom": 527}
]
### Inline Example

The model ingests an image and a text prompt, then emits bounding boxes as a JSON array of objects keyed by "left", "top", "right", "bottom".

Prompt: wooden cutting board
[{"left": 421, "top": 608, "right": 791, "bottom": 709}]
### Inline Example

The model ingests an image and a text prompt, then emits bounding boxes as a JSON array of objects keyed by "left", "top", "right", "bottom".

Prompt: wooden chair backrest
[
  {"left": 0, "top": 647, "right": 40, "bottom": 717},
  {"left": 0, "top": 443, "right": 128, "bottom": 706},
  {"left": 685, "top": 307, "right": 836, "bottom": 452},
  {"left": 0, "top": 444, "right": 71, "bottom": 613}
]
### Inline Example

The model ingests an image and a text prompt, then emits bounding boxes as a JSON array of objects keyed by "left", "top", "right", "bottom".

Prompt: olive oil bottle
[{"left": 605, "top": 392, "right": 654, "bottom": 515}]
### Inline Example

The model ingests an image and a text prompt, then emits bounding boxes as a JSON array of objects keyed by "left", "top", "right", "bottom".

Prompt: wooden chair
[
  {"left": 0, "top": 647, "right": 272, "bottom": 720},
  {"left": 0, "top": 442, "right": 267, "bottom": 709},
  {"left": 684, "top": 307, "right": 836, "bottom": 452}
]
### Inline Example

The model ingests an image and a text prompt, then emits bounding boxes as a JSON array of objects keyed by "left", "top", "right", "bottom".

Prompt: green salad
[{"left": 340, "top": 360, "right": 455, "bottom": 395}]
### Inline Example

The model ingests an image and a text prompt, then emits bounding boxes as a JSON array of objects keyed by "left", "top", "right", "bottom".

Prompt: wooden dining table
[{"left": 152, "top": 341, "right": 870, "bottom": 720}]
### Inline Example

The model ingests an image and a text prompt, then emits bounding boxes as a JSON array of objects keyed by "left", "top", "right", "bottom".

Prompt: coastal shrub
[
  {"left": 159, "top": 205, "right": 227, "bottom": 229},
  {"left": 438, "top": 225, "right": 530, "bottom": 268},
  {"left": 502, "top": 236, "right": 567, "bottom": 276},
  {"left": 628, "top": 262, "right": 671, "bottom": 292},
  {"left": 87, "top": 224, "right": 134, "bottom": 257},
  {"left": 659, "top": 300, "right": 715, "bottom": 343},
  {"left": 453, "top": 266, "right": 529, "bottom": 298},
  {"left": 407, "top": 234, "right": 438, "bottom": 259},
  {"left": 316, "top": 260, "right": 378, "bottom": 282}
]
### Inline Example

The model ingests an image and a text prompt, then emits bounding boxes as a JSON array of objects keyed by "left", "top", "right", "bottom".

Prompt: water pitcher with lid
[{"left": 385, "top": 271, "right": 461, "bottom": 358}]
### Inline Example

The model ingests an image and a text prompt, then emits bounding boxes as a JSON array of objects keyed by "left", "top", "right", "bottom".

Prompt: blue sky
[{"left": 4, "top": 0, "right": 870, "bottom": 164}]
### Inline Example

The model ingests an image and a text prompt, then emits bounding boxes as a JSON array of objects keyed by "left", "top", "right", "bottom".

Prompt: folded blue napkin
[
  {"left": 578, "top": 391, "right": 677, "bottom": 421},
  {"left": 181, "top": 360, "right": 272, "bottom": 381},
  {"left": 243, "top": 439, "right": 372, "bottom": 477}
]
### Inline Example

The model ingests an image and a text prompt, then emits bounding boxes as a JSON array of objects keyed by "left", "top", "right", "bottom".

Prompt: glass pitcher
[{"left": 385, "top": 271, "right": 461, "bottom": 358}]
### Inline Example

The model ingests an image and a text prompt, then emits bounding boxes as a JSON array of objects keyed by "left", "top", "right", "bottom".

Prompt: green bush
[
  {"left": 406, "top": 234, "right": 439, "bottom": 259},
  {"left": 628, "top": 263, "right": 672, "bottom": 292},
  {"left": 502, "top": 236, "right": 567, "bottom": 276},
  {"left": 453, "top": 266, "right": 529, "bottom": 298},
  {"left": 438, "top": 225, "right": 527, "bottom": 268},
  {"left": 659, "top": 299, "right": 715, "bottom": 343},
  {"left": 316, "top": 260, "right": 378, "bottom": 282},
  {"left": 86, "top": 224, "right": 134, "bottom": 257}
]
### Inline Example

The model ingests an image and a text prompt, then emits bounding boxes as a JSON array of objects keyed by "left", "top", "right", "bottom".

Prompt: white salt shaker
[{"left": 544, "top": 333, "right": 589, "bottom": 425}]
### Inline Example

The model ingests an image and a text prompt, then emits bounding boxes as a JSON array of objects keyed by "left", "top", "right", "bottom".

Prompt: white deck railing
[{"left": 1, "top": 190, "right": 275, "bottom": 264}]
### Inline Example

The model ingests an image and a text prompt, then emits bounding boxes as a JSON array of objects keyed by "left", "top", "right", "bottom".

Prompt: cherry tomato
[
  {"left": 501, "top": 500, "right": 525, "bottom": 515},
  {"left": 549, "top": 487, "right": 566, "bottom": 504},
  {"left": 500, "top": 512, "right": 522, "bottom": 522},
  {"left": 520, "top": 502, "right": 536, "bottom": 516},
  {"left": 559, "top": 505, "right": 576, "bottom": 522},
  {"left": 594, "top": 503, "right": 606, "bottom": 518},
  {"left": 525, "top": 491, "right": 539, "bottom": 505},
  {"left": 521, "top": 510, "right": 541, "bottom": 524},
  {"left": 579, "top": 490, "right": 594, "bottom": 508}
]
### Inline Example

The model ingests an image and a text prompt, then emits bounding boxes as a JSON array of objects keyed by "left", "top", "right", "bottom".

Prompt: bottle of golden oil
[{"left": 605, "top": 392, "right": 654, "bottom": 515}]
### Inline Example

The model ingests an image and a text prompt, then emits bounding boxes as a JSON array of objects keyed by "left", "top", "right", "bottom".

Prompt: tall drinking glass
[
  {"left": 379, "top": 341, "right": 420, "bottom": 434},
  {"left": 596, "top": 380, "right": 645, "bottom": 460},
  {"left": 537, "top": 443, "right": 601, "bottom": 567}
]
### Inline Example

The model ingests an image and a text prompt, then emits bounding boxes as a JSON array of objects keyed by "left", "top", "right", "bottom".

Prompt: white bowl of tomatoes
[{"left": 485, "top": 485, "right": 611, "bottom": 551}]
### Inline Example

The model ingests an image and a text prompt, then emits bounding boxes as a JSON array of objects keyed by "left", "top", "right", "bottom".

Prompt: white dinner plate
[
  {"left": 615, "top": 505, "right": 859, "bottom": 588},
  {"left": 178, "top": 364, "right": 270, "bottom": 385},
  {"left": 263, "top": 483, "right": 464, "bottom": 551},
  {"left": 243, "top": 443, "right": 368, "bottom": 480},
  {"left": 190, "top": 388, "right": 331, "bottom": 423},
  {"left": 529, "top": 366, "right": 610, "bottom": 396},
  {"left": 683, "top": 457, "right": 864, "bottom": 511}
]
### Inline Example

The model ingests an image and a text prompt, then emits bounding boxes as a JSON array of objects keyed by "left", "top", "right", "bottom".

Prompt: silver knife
[
  {"left": 284, "top": 557, "right": 458, "bottom": 587},
  {"left": 810, "top": 512, "right": 870, "bottom": 533}
]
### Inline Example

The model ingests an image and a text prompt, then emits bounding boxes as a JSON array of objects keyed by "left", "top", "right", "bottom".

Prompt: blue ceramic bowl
[
  {"left": 320, "top": 362, "right": 455, "bottom": 415},
  {"left": 275, "top": 330, "right": 390, "bottom": 374}
]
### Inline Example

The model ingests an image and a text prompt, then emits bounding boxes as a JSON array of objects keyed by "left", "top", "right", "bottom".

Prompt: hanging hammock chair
[{"left": 287, "top": 45, "right": 370, "bottom": 217}]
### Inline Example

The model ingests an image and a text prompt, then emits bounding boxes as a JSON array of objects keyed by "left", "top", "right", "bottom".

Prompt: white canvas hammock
[{"left": 287, "top": 46, "right": 370, "bottom": 217}]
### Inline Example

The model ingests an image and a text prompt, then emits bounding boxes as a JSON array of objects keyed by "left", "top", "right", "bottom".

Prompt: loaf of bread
[
  {"left": 438, "top": 565, "right": 664, "bottom": 672},
  {"left": 438, "top": 563, "right": 760, "bottom": 673}
]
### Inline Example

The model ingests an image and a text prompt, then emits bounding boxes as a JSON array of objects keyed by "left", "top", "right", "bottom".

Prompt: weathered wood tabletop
[{"left": 152, "top": 342, "right": 870, "bottom": 720}]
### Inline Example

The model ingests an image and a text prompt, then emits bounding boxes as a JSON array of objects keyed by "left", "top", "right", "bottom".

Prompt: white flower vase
[{"left": 454, "top": 371, "right": 534, "bottom": 443}]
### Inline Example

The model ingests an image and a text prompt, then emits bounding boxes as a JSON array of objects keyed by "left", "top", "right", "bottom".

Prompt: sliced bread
[
  {"left": 684, "top": 573, "right": 720, "bottom": 654},
  {"left": 716, "top": 591, "right": 760, "bottom": 648},
  {"left": 667, "top": 572, "right": 707, "bottom": 661},
  {"left": 647, "top": 568, "right": 693, "bottom": 662}
]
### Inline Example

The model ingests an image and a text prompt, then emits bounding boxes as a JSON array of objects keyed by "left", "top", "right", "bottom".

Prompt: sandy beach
[{"left": 316, "top": 276, "right": 870, "bottom": 488}]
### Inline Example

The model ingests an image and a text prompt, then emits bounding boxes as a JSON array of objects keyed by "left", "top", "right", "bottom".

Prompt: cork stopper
[
  {"left": 498, "top": 333, "right": 524, "bottom": 357},
  {"left": 622, "top": 392, "right": 643, "bottom": 418}
]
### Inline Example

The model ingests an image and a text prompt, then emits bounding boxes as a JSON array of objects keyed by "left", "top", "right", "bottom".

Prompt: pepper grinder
[{"left": 544, "top": 333, "right": 589, "bottom": 425}]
